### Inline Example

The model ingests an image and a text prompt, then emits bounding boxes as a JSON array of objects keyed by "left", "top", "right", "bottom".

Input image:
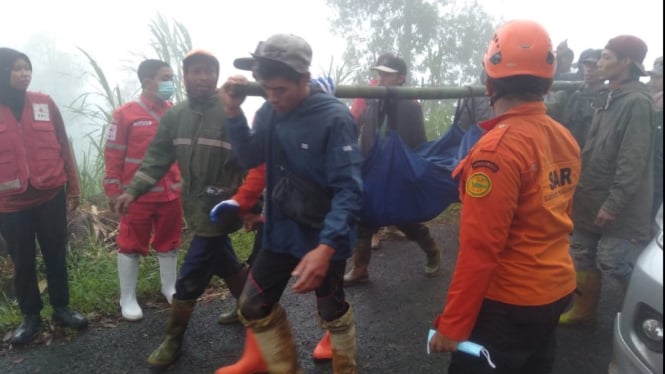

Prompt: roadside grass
[{"left": 0, "top": 229, "right": 256, "bottom": 335}]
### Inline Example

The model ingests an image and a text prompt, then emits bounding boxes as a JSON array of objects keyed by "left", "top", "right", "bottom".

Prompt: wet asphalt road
[{"left": 0, "top": 222, "right": 622, "bottom": 374}]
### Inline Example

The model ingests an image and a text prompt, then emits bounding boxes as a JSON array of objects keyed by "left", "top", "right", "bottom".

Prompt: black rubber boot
[{"left": 10, "top": 314, "right": 42, "bottom": 345}]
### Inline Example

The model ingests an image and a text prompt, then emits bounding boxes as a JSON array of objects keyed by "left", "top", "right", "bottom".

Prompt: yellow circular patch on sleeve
[{"left": 465, "top": 172, "right": 492, "bottom": 198}]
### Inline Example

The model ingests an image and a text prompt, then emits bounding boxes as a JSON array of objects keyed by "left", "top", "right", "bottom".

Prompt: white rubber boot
[
  {"left": 117, "top": 253, "right": 143, "bottom": 321},
  {"left": 157, "top": 250, "right": 178, "bottom": 304}
]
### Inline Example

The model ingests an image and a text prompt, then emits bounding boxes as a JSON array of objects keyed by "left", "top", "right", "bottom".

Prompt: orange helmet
[{"left": 483, "top": 20, "right": 556, "bottom": 79}]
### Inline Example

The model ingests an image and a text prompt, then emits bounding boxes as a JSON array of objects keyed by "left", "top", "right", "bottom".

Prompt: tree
[{"left": 325, "top": 0, "right": 497, "bottom": 137}]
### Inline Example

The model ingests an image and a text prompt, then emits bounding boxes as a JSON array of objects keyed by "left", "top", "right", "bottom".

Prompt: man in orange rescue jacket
[{"left": 429, "top": 20, "right": 581, "bottom": 374}]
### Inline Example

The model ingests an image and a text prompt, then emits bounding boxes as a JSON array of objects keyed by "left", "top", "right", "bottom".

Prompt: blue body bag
[{"left": 360, "top": 124, "right": 483, "bottom": 227}]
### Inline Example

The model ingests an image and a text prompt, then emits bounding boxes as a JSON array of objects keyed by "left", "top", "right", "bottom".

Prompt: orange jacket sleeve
[
  {"left": 103, "top": 109, "right": 129, "bottom": 197},
  {"left": 233, "top": 163, "right": 266, "bottom": 215},
  {"left": 435, "top": 128, "right": 520, "bottom": 341}
]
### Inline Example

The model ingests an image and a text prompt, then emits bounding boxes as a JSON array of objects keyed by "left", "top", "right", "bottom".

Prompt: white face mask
[{"left": 157, "top": 80, "right": 175, "bottom": 100}]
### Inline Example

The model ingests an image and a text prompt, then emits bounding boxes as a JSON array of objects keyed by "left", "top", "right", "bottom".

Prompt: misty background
[{"left": 1, "top": 0, "right": 662, "bottom": 201}]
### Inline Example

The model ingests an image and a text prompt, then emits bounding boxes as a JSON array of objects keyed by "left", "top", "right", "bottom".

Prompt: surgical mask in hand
[{"left": 157, "top": 81, "right": 175, "bottom": 100}]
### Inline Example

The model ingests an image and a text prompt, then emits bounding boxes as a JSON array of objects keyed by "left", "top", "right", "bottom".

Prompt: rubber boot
[
  {"left": 218, "top": 301, "right": 240, "bottom": 325},
  {"left": 415, "top": 235, "right": 441, "bottom": 277},
  {"left": 343, "top": 239, "right": 372, "bottom": 286},
  {"left": 218, "top": 264, "right": 249, "bottom": 325},
  {"left": 559, "top": 271, "right": 601, "bottom": 326},
  {"left": 312, "top": 330, "right": 332, "bottom": 360},
  {"left": 241, "top": 304, "right": 302, "bottom": 374},
  {"left": 147, "top": 298, "right": 196, "bottom": 368},
  {"left": 214, "top": 328, "right": 267, "bottom": 374},
  {"left": 10, "top": 314, "right": 41, "bottom": 345},
  {"left": 320, "top": 305, "right": 357, "bottom": 374},
  {"left": 117, "top": 253, "right": 143, "bottom": 321},
  {"left": 157, "top": 250, "right": 178, "bottom": 305}
]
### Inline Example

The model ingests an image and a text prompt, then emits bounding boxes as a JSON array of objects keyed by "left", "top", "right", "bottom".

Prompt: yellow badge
[{"left": 466, "top": 172, "right": 492, "bottom": 198}]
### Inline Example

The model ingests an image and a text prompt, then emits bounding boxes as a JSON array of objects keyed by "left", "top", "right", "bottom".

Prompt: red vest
[{"left": 0, "top": 92, "right": 67, "bottom": 197}]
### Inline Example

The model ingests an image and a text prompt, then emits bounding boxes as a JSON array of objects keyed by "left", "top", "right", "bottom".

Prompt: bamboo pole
[{"left": 238, "top": 81, "right": 583, "bottom": 100}]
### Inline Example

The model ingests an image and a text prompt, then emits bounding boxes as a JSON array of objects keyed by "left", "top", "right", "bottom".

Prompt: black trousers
[
  {"left": 239, "top": 249, "right": 348, "bottom": 322},
  {"left": 449, "top": 295, "right": 571, "bottom": 374},
  {"left": 0, "top": 189, "right": 69, "bottom": 315},
  {"left": 175, "top": 234, "right": 243, "bottom": 301}
]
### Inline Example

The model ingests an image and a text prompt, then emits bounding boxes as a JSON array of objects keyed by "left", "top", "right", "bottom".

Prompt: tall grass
[
  {"left": 67, "top": 47, "right": 124, "bottom": 201},
  {"left": 0, "top": 230, "right": 256, "bottom": 332},
  {"left": 0, "top": 14, "right": 213, "bottom": 335}
]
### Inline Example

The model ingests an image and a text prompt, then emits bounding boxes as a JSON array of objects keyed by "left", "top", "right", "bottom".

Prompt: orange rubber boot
[
  {"left": 215, "top": 328, "right": 267, "bottom": 374},
  {"left": 312, "top": 330, "right": 332, "bottom": 360}
]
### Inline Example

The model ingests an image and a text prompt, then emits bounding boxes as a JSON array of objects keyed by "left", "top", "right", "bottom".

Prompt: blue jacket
[{"left": 227, "top": 90, "right": 363, "bottom": 260}]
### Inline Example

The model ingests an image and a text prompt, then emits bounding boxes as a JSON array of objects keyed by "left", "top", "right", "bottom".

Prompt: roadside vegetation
[
  {"left": 0, "top": 13, "right": 256, "bottom": 342},
  {"left": 1, "top": 3, "right": 475, "bottom": 343}
]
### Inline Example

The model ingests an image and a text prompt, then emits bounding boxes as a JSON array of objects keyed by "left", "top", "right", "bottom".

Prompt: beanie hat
[
  {"left": 183, "top": 49, "right": 219, "bottom": 74},
  {"left": 605, "top": 35, "right": 648, "bottom": 76}
]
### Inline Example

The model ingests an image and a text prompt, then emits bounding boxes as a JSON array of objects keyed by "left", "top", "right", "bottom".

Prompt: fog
[{"left": 1, "top": 0, "right": 662, "bottom": 171}]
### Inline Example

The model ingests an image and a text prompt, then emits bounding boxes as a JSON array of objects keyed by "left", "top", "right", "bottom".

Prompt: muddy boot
[
  {"left": 214, "top": 328, "right": 267, "bottom": 374},
  {"left": 312, "top": 330, "right": 332, "bottom": 360},
  {"left": 241, "top": 304, "right": 302, "bottom": 374},
  {"left": 415, "top": 235, "right": 441, "bottom": 277},
  {"left": 343, "top": 240, "right": 372, "bottom": 286},
  {"left": 320, "top": 304, "right": 357, "bottom": 374},
  {"left": 147, "top": 298, "right": 196, "bottom": 368},
  {"left": 218, "top": 264, "right": 249, "bottom": 325},
  {"left": 559, "top": 271, "right": 601, "bottom": 326}
]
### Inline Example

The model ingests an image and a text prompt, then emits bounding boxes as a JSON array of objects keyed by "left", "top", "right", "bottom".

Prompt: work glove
[
  {"left": 209, "top": 199, "right": 240, "bottom": 223},
  {"left": 311, "top": 76, "right": 336, "bottom": 94}
]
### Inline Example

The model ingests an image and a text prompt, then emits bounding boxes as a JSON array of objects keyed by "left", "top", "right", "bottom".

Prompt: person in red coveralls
[
  {"left": 103, "top": 59, "right": 182, "bottom": 321},
  {"left": 428, "top": 20, "right": 581, "bottom": 374},
  {"left": 0, "top": 47, "right": 88, "bottom": 345}
]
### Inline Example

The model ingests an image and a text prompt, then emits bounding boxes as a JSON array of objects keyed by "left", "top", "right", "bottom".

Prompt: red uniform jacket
[
  {"left": 0, "top": 92, "right": 80, "bottom": 211},
  {"left": 103, "top": 95, "right": 180, "bottom": 202}
]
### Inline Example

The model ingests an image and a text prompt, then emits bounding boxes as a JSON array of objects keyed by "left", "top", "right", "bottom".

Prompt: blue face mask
[{"left": 156, "top": 80, "right": 175, "bottom": 100}]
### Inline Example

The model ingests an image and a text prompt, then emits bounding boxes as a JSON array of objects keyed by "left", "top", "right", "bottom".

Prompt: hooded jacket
[
  {"left": 227, "top": 90, "right": 363, "bottom": 260},
  {"left": 573, "top": 80, "right": 656, "bottom": 241}
]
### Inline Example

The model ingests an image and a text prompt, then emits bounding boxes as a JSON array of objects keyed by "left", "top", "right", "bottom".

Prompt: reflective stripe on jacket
[
  {"left": 125, "top": 94, "right": 243, "bottom": 237},
  {"left": 103, "top": 95, "right": 180, "bottom": 202}
]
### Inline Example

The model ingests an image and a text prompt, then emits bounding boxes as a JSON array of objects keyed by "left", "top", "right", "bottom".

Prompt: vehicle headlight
[
  {"left": 635, "top": 303, "right": 664, "bottom": 353},
  {"left": 642, "top": 319, "right": 663, "bottom": 342}
]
